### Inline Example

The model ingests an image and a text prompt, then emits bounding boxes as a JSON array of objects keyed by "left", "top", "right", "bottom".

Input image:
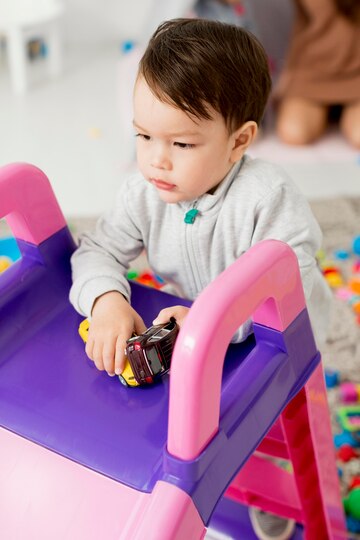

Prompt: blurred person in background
[{"left": 274, "top": 0, "right": 360, "bottom": 148}]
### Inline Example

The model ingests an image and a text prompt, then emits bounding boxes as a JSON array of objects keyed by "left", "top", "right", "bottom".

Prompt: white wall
[
  {"left": 61, "top": 0, "right": 195, "bottom": 45},
  {"left": 62, "top": 0, "right": 153, "bottom": 44}
]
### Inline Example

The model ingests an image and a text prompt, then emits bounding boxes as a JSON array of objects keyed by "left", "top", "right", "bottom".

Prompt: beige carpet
[{"left": 310, "top": 197, "right": 360, "bottom": 381}]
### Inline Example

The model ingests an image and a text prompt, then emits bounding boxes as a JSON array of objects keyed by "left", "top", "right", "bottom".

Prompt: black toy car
[{"left": 125, "top": 317, "right": 179, "bottom": 386}]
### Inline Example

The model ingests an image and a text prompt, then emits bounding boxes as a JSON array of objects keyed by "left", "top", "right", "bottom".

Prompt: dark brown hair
[
  {"left": 138, "top": 18, "right": 272, "bottom": 133},
  {"left": 335, "top": 0, "right": 360, "bottom": 22}
]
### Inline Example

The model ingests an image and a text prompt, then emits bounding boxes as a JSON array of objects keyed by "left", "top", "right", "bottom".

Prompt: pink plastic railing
[
  {"left": 0, "top": 163, "right": 66, "bottom": 245},
  {"left": 168, "top": 239, "right": 307, "bottom": 460}
]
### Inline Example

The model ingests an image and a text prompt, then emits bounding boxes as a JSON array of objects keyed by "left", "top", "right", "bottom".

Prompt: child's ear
[{"left": 230, "top": 121, "right": 258, "bottom": 162}]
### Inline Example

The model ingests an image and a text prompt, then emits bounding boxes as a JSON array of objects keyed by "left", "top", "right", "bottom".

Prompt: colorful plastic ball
[
  {"left": 346, "top": 515, "right": 360, "bottom": 533},
  {"left": 353, "top": 236, "right": 360, "bottom": 256},
  {"left": 325, "top": 368, "right": 340, "bottom": 388},
  {"left": 334, "top": 432, "right": 359, "bottom": 449},
  {"left": 0, "top": 257, "right": 11, "bottom": 273},
  {"left": 348, "top": 277, "right": 360, "bottom": 295},
  {"left": 334, "top": 249, "right": 350, "bottom": 260},
  {"left": 337, "top": 445, "right": 358, "bottom": 462},
  {"left": 340, "top": 382, "right": 360, "bottom": 404},
  {"left": 344, "top": 488, "right": 360, "bottom": 519},
  {"left": 349, "top": 477, "right": 360, "bottom": 490}
]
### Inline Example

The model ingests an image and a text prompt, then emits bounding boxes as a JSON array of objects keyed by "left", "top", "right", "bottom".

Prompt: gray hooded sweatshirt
[{"left": 70, "top": 155, "right": 332, "bottom": 345}]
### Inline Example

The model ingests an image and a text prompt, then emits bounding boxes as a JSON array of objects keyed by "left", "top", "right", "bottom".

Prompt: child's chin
[{"left": 158, "top": 191, "right": 184, "bottom": 204}]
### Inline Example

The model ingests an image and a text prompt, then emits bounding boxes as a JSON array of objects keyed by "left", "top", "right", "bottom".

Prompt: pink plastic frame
[
  {"left": 0, "top": 427, "right": 206, "bottom": 540},
  {"left": 0, "top": 162, "right": 66, "bottom": 245},
  {"left": 168, "top": 239, "right": 306, "bottom": 460}
]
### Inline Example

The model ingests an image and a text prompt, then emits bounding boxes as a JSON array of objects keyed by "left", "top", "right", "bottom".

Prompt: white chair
[{"left": 0, "top": 0, "right": 64, "bottom": 94}]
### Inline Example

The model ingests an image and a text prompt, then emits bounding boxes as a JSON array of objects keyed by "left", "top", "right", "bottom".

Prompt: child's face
[{"left": 133, "top": 76, "right": 239, "bottom": 203}]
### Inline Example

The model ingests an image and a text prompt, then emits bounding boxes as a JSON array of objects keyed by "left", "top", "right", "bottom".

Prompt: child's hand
[
  {"left": 153, "top": 305, "right": 190, "bottom": 328},
  {"left": 86, "top": 291, "right": 146, "bottom": 377}
]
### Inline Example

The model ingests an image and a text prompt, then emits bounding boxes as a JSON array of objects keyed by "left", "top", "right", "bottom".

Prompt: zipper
[
  {"left": 183, "top": 201, "right": 203, "bottom": 295},
  {"left": 184, "top": 200, "right": 200, "bottom": 224}
]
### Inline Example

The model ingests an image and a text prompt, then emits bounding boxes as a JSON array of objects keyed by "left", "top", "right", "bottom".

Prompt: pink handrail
[
  {"left": 0, "top": 163, "right": 66, "bottom": 245},
  {"left": 168, "top": 239, "right": 306, "bottom": 460}
]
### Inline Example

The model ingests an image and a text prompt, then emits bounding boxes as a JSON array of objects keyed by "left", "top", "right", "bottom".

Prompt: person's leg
[
  {"left": 340, "top": 101, "right": 360, "bottom": 149},
  {"left": 276, "top": 97, "right": 328, "bottom": 145},
  {"left": 249, "top": 507, "right": 295, "bottom": 540}
]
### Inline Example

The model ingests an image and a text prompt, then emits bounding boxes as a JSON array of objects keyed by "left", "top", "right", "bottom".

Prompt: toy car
[{"left": 78, "top": 317, "right": 179, "bottom": 387}]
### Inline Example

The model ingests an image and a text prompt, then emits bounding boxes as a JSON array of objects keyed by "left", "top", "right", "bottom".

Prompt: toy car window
[
  {"left": 143, "top": 327, "right": 155, "bottom": 335},
  {"left": 145, "top": 347, "right": 162, "bottom": 375},
  {"left": 148, "top": 328, "right": 170, "bottom": 341}
]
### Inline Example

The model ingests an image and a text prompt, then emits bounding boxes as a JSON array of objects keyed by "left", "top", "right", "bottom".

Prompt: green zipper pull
[{"left": 184, "top": 208, "right": 199, "bottom": 224}]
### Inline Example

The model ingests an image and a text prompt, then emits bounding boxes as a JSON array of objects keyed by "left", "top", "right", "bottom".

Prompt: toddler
[{"left": 70, "top": 18, "right": 332, "bottom": 540}]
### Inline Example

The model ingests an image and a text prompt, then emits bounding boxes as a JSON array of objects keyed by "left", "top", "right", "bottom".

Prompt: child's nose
[{"left": 151, "top": 144, "right": 171, "bottom": 170}]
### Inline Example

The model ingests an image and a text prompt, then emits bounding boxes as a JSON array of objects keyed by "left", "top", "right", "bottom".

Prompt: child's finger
[
  {"left": 153, "top": 307, "right": 173, "bottom": 325},
  {"left": 85, "top": 337, "right": 94, "bottom": 361},
  {"left": 92, "top": 342, "right": 105, "bottom": 371},
  {"left": 114, "top": 335, "right": 127, "bottom": 375},
  {"left": 134, "top": 313, "right": 146, "bottom": 335},
  {"left": 102, "top": 340, "right": 116, "bottom": 376}
]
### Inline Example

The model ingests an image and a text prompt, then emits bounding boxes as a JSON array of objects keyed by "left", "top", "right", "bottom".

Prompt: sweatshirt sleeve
[
  {"left": 251, "top": 182, "right": 322, "bottom": 300},
  {"left": 69, "top": 178, "right": 145, "bottom": 317},
  {"left": 231, "top": 179, "right": 325, "bottom": 344}
]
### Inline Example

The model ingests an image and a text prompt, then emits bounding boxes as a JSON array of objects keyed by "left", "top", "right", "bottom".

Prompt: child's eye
[
  {"left": 135, "top": 133, "right": 151, "bottom": 141},
  {"left": 174, "top": 142, "right": 195, "bottom": 149}
]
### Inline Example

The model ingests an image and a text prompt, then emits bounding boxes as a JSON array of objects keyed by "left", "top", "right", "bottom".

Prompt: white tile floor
[{"left": 0, "top": 43, "right": 359, "bottom": 218}]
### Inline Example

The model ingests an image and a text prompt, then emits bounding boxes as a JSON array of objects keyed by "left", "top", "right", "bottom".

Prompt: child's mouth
[{"left": 151, "top": 178, "right": 176, "bottom": 191}]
